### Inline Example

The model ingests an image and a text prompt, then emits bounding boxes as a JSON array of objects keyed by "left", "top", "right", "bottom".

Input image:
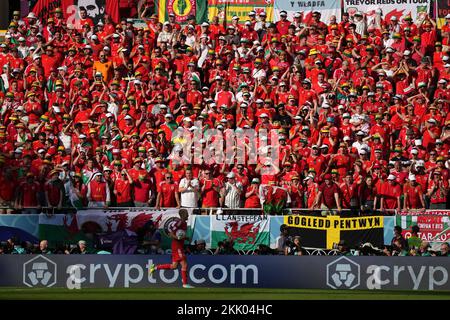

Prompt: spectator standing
[{"left": 178, "top": 168, "right": 199, "bottom": 208}]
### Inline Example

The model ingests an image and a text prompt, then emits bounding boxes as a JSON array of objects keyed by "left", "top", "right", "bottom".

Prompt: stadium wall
[{"left": 0, "top": 255, "right": 449, "bottom": 290}]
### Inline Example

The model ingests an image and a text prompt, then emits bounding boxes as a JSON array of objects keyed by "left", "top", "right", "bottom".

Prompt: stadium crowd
[{"left": 1, "top": 6, "right": 450, "bottom": 216}]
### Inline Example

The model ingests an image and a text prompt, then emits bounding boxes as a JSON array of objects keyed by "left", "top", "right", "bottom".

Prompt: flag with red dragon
[{"left": 210, "top": 214, "right": 270, "bottom": 251}]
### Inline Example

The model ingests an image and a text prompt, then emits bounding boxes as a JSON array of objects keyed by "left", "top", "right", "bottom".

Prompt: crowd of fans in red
[{"left": 0, "top": 6, "right": 449, "bottom": 214}]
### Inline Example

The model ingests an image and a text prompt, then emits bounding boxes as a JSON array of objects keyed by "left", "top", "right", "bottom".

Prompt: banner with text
[
  {"left": 210, "top": 215, "right": 270, "bottom": 250},
  {"left": 397, "top": 210, "right": 450, "bottom": 216},
  {"left": 437, "top": 0, "right": 450, "bottom": 28},
  {"left": 2, "top": 255, "right": 450, "bottom": 289},
  {"left": 344, "top": 0, "right": 430, "bottom": 24},
  {"left": 396, "top": 215, "right": 450, "bottom": 242},
  {"left": 208, "top": 0, "right": 274, "bottom": 25},
  {"left": 273, "top": 0, "right": 341, "bottom": 23},
  {"left": 284, "top": 215, "right": 384, "bottom": 249}
]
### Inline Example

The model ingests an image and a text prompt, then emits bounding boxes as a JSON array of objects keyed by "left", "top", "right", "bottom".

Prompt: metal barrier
[{"left": 0, "top": 206, "right": 398, "bottom": 215}]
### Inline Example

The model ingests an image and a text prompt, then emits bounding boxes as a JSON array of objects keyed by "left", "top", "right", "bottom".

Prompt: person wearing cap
[
  {"left": 306, "top": 143, "right": 326, "bottom": 176},
  {"left": 220, "top": 172, "right": 243, "bottom": 209},
  {"left": 403, "top": 175, "right": 425, "bottom": 210},
  {"left": 422, "top": 114, "right": 441, "bottom": 150},
  {"left": 242, "top": 177, "right": 261, "bottom": 208},
  {"left": 380, "top": 174, "right": 402, "bottom": 212},
  {"left": 44, "top": 168, "right": 64, "bottom": 210},
  {"left": 287, "top": 174, "right": 304, "bottom": 208},
  {"left": 191, "top": 238, "right": 211, "bottom": 255},
  {"left": 312, "top": 173, "right": 342, "bottom": 215},
  {"left": 276, "top": 10, "right": 291, "bottom": 36}
]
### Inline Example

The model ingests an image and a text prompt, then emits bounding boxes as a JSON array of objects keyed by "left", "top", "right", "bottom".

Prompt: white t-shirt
[{"left": 179, "top": 178, "right": 199, "bottom": 207}]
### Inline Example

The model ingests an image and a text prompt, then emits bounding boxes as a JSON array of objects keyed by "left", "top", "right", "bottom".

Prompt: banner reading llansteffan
[
  {"left": 273, "top": 0, "right": 341, "bottom": 24},
  {"left": 284, "top": 215, "right": 384, "bottom": 249},
  {"left": 208, "top": 0, "right": 274, "bottom": 25},
  {"left": 210, "top": 215, "right": 270, "bottom": 250},
  {"left": 344, "top": 0, "right": 430, "bottom": 23}
]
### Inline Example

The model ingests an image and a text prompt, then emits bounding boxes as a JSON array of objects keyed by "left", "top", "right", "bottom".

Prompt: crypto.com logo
[
  {"left": 169, "top": 122, "right": 281, "bottom": 170},
  {"left": 23, "top": 255, "right": 57, "bottom": 288},
  {"left": 326, "top": 257, "right": 360, "bottom": 289}
]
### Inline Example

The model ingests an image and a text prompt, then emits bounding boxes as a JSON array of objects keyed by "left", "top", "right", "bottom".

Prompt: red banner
[
  {"left": 401, "top": 216, "right": 450, "bottom": 242},
  {"left": 397, "top": 210, "right": 450, "bottom": 216},
  {"left": 32, "top": 0, "right": 119, "bottom": 25}
]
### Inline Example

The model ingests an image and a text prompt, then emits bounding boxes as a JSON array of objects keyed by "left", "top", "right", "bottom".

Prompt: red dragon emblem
[
  {"left": 224, "top": 222, "right": 260, "bottom": 244},
  {"left": 106, "top": 212, "right": 162, "bottom": 233}
]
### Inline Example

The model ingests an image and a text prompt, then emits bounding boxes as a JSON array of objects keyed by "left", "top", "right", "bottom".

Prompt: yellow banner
[
  {"left": 208, "top": 1, "right": 274, "bottom": 24},
  {"left": 285, "top": 216, "right": 383, "bottom": 230},
  {"left": 285, "top": 215, "right": 384, "bottom": 249}
]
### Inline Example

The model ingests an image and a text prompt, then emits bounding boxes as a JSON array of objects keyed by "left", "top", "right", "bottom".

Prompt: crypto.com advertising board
[{"left": 0, "top": 255, "right": 449, "bottom": 290}]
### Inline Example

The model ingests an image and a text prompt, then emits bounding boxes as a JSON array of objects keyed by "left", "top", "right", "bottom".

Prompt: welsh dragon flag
[
  {"left": 156, "top": 0, "right": 208, "bottom": 24},
  {"left": 263, "top": 185, "right": 290, "bottom": 215},
  {"left": 39, "top": 209, "right": 193, "bottom": 249},
  {"left": 210, "top": 215, "right": 270, "bottom": 251}
]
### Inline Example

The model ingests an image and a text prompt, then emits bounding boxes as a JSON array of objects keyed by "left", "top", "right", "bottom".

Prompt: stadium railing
[{"left": 0, "top": 206, "right": 397, "bottom": 215}]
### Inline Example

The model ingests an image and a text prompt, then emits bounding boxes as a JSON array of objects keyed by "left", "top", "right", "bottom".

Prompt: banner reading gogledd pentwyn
[{"left": 285, "top": 215, "right": 384, "bottom": 249}]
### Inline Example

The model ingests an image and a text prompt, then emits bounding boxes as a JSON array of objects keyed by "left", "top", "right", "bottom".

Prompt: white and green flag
[{"left": 210, "top": 215, "right": 270, "bottom": 250}]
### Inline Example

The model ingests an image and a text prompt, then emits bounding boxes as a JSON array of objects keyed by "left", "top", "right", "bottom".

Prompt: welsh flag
[
  {"left": 39, "top": 209, "right": 192, "bottom": 248},
  {"left": 263, "top": 186, "right": 290, "bottom": 215},
  {"left": 156, "top": 0, "right": 208, "bottom": 24},
  {"left": 210, "top": 215, "right": 270, "bottom": 251}
]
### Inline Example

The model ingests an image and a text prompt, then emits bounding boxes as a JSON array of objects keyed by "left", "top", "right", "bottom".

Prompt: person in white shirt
[
  {"left": 221, "top": 172, "right": 243, "bottom": 208},
  {"left": 178, "top": 169, "right": 199, "bottom": 208}
]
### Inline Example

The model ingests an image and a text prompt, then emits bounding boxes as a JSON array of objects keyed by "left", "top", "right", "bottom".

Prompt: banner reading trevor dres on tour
[
  {"left": 273, "top": 0, "right": 341, "bottom": 23},
  {"left": 284, "top": 215, "right": 384, "bottom": 249},
  {"left": 208, "top": 0, "right": 274, "bottom": 24},
  {"left": 344, "top": 0, "right": 430, "bottom": 22}
]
